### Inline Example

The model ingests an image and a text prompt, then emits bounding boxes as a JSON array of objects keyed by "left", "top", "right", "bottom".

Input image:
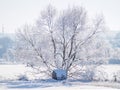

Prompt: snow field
[
  {"left": 0, "top": 64, "right": 120, "bottom": 90},
  {"left": 0, "top": 85, "right": 119, "bottom": 90},
  {"left": 0, "top": 64, "right": 120, "bottom": 81}
]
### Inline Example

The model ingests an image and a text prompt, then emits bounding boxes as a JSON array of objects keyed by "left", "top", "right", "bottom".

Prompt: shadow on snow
[{"left": 0, "top": 79, "right": 73, "bottom": 89}]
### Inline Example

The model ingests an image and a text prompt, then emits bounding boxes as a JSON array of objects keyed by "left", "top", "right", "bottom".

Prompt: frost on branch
[{"left": 14, "top": 5, "right": 112, "bottom": 80}]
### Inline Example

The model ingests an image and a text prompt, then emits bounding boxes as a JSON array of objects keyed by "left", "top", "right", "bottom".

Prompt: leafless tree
[{"left": 14, "top": 5, "right": 112, "bottom": 79}]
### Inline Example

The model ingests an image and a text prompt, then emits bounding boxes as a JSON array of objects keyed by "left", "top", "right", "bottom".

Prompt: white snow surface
[
  {"left": 0, "top": 64, "right": 120, "bottom": 90},
  {"left": 0, "top": 64, "right": 120, "bottom": 81},
  {"left": 0, "top": 84, "right": 119, "bottom": 90},
  {"left": 0, "top": 64, "right": 26, "bottom": 80}
]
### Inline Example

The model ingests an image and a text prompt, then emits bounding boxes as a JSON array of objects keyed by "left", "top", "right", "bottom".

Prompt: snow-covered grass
[
  {"left": 4, "top": 85, "right": 120, "bottom": 90},
  {"left": 0, "top": 64, "right": 26, "bottom": 80},
  {"left": 0, "top": 81, "right": 119, "bottom": 90},
  {"left": 0, "top": 86, "right": 6, "bottom": 90},
  {"left": 0, "top": 64, "right": 120, "bottom": 81},
  {"left": 0, "top": 64, "right": 120, "bottom": 90}
]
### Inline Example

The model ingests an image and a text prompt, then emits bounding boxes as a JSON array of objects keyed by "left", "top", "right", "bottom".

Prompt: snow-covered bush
[
  {"left": 93, "top": 65, "right": 120, "bottom": 82},
  {"left": 52, "top": 69, "right": 67, "bottom": 80},
  {"left": 94, "top": 70, "right": 108, "bottom": 81},
  {"left": 17, "top": 75, "right": 28, "bottom": 81}
]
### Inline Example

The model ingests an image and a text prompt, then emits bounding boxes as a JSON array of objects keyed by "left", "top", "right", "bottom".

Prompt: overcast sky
[{"left": 0, "top": 0, "right": 120, "bottom": 33}]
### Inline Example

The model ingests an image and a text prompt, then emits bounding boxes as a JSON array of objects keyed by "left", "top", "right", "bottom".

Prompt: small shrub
[{"left": 18, "top": 75, "right": 28, "bottom": 81}]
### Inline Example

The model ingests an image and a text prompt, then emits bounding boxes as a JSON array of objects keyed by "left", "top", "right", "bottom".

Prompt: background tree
[
  {"left": 108, "top": 32, "right": 120, "bottom": 64},
  {"left": 111, "top": 32, "right": 120, "bottom": 47},
  {"left": 14, "top": 5, "right": 112, "bottom": 80}
]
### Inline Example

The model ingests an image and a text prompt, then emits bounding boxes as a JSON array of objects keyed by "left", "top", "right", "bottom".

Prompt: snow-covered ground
[
  {"left": 0, "top": 80, "right": 120, "bottom": 90},
  {"left": 0, "top": 64, "right": 26, "bottom": 80},
  {"left": 0, "top": 64, "right": 120, "bottom": 80},
  {"left": 0, "top": 64, "right": 120, "bottom": 90},
  {"left": 0, "top": 86, "right": 119, "bottom": 90},
  {"left": 0, "top": 83, "right": 119, "bottom": 90}
]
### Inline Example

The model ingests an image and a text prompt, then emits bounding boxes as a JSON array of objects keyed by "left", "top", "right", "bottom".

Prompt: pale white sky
[{"left": 0, "top": 0, "right": 120, "bottom": 33}]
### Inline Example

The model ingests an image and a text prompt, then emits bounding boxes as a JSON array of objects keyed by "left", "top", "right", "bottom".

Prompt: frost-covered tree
[{"left": 14, "top": 5, "right": 112, "bottom": 80}]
